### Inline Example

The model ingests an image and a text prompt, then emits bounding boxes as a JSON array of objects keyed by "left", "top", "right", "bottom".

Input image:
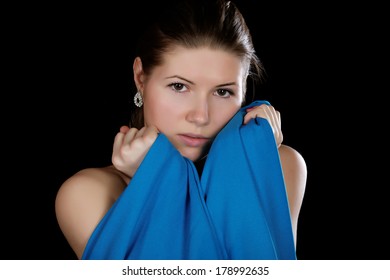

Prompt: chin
[{"left": 179, "top": 149, "right": 203, "bottom": 162}]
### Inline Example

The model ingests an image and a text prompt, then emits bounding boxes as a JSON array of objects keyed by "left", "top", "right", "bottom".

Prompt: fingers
[
  {"left": 243, "top": 104, "right": 283, "bottom": 147},
  {"left": 123, "top": 126, "right": 159, "bottom": 146},
  {"left": 244, "top": 104, "right": 275, "bottom": 125},
  {"left": 123, "top": 127, "right": 146, "bottom": 144},
  {"left": 141, "top": 125, "right": 159, "bottom": 146},
  {"left": 112, "top": 125, "right": 160, "bottom": 178},
  {"left": 119, "top": 125, "right": 130, "bottom": 133}
]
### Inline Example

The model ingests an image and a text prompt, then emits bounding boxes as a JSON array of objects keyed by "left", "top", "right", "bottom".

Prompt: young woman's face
[{"left": 142, "top": 46, "right": 245, "bottom": 161}]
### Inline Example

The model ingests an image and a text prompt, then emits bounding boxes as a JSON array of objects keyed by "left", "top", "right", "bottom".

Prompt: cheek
[
  {"left": 210, "top": 104, "right": 240, "bottom": 131},
  {"left": 143, "top": 94, "right": 178, "bottom": 129}
]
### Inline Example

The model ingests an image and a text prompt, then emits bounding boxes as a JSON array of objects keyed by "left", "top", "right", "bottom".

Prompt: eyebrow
[
  {"left": 165, "top": 75, "right": 237, "bottom": 87},
  {"left": 165, "top": 75, "right": 195, "bottom": 85}
]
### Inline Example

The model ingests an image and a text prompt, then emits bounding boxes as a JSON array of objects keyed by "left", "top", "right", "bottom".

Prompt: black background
[{"left": 3, "top": 1, "right": 387, "bottom": 260}]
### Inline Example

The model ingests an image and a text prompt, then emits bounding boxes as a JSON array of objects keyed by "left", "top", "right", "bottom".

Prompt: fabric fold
[{"left": 82, "top": 100, "right": 296, "bottom": 260}]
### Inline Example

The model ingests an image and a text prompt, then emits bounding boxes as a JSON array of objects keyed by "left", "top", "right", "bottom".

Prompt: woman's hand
[
  {"left": 243, "top": 104, "right": 283, "bottom": 147},
  {"left": 112, "top": 125, "right": 159, "bottom": 178}
]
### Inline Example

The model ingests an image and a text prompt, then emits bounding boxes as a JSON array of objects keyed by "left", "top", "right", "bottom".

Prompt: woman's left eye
[
  {"left": 169, "top": 83, "right": 188, "bottom": 93},
  {"left": 215, "top": 89, "right": 233, "bottom": 98}
]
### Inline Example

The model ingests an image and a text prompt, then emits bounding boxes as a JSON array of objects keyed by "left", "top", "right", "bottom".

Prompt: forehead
[{"left": 154, "top": 46, "right": 246, "bottom": 82}]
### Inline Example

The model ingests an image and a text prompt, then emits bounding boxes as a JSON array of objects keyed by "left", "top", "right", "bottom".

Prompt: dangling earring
[{"left": 134, "top": 91, "right": 143, "bottom": 107}]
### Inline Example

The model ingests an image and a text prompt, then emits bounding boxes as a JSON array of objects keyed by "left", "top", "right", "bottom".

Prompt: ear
[{"left": 133, "top": 57, "right": 145, "bottom": 92}]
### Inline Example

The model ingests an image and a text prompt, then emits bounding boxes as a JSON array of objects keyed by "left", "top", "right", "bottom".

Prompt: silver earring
[{"left": 134, "top": 91, "right": 143, "bottom": 107}]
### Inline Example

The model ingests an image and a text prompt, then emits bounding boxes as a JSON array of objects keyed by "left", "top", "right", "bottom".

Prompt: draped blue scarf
[{"left": 82, "top": 100, "right": 296, "bottom": 260}]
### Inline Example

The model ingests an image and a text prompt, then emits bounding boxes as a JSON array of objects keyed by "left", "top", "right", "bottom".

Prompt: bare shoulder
[
  {"left": 278, "top": 144, "right": 307, "bottom": 201},
  {"left": 55, "top": 165, "right": 130, "bottom": 259},
  {"left": 278, "top": 145, "right": 307, "bottom": 177},
  {"left": 278, "top": 144, "right": 307, "bottom": 243}
]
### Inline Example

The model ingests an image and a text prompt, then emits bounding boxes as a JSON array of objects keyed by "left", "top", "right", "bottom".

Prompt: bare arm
[
  {"left": 278, "top": 144, "right": 307, "bottom": 246},
  {"left": 55, "top": 166, "right": 129, "bottom": 259}
]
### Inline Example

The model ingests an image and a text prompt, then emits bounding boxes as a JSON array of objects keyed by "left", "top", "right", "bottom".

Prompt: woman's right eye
[{"left": 169, "top": 83, "right": 188, "bottom": 93}]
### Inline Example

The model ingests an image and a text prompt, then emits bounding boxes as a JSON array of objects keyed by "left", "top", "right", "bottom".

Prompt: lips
[{"left": 178, "top": 134, "right": 210, "bottom": 147}]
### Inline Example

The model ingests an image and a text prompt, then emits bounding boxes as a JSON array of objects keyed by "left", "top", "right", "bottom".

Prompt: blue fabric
[{"left": 82, "top": 100, "right": 296, "bottom": 260}]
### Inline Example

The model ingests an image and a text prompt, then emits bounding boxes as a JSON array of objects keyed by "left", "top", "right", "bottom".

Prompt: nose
[{"left": 186, "top": 96, "right": 210, "bottom": 126}]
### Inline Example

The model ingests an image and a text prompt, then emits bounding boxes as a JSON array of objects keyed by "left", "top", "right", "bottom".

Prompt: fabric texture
[{"left": 82, "top": 100, "right": 296, "bottom": 260}]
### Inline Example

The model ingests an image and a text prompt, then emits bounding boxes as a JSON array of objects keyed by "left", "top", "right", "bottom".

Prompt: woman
[{"left": 55, "top": 0, "right": 307, "bottom": 260}]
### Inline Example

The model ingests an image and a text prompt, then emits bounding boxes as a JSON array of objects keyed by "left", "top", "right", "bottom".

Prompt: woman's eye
[
  {"left": 215, "top": 89, "right": 233, "bottom": 98},
  {"left": 169, "top": 83, "right": 188, "bottom": 93}
]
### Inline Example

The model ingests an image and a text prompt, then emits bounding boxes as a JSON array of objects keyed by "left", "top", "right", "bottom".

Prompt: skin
[{"left": 55, "top": 46, "right": 307, "bottom": 259}]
